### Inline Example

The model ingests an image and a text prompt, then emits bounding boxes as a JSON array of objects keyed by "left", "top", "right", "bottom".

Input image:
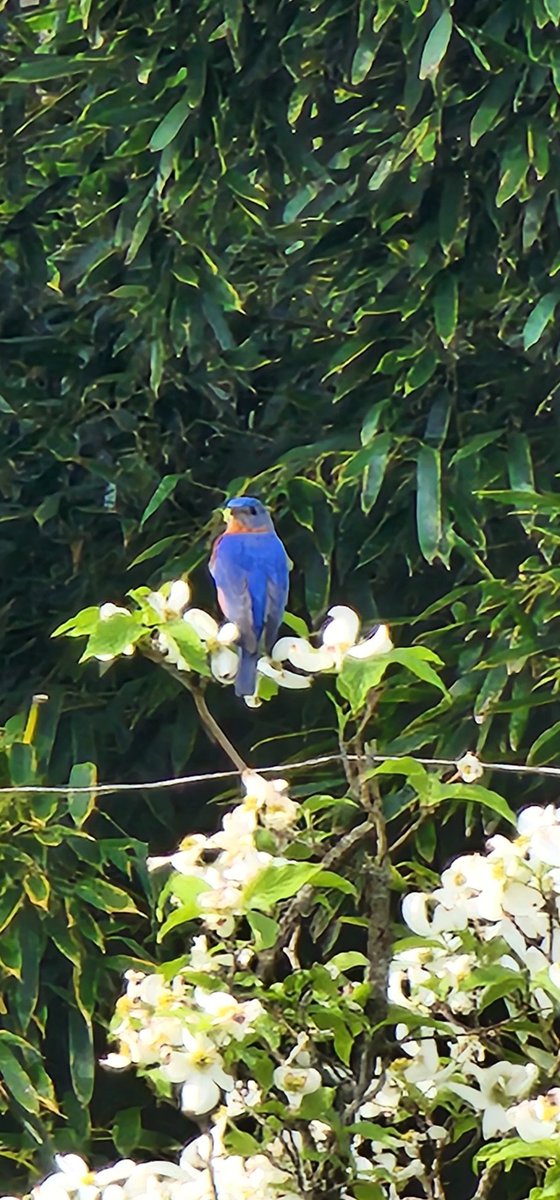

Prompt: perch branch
[{"left": 140, "top": 642, "right": 248, "bottom": 773}]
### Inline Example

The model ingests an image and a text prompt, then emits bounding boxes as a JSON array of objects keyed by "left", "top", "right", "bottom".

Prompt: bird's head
[{"left": 223, "top": 496, "right": 274, "bottom": 533}]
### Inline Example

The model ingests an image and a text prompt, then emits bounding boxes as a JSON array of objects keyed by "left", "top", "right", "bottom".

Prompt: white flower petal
[
  {"left": 99, "top": 1053, "right": 131, "bottom": 1071},
  {"left": 99, "top": 603, "right": 129, "bottom": 620},
  {"left": 182, "top": 608, "right": 218, "bottom": 641},
  {"left": 217, "top": 622, "right": 239, "bottom": 645},
  {"left": 346, "top": 624, "right": 393, "bottom": 659},
  {"left": 167, "top": 579, "right": 191, "bottom": 613},
  {"left": 180, "top": 1075, "right": 221, "bottom": 1115},
  {"left": 211, "top": 646, "right": 239, "bottom": 683},
  {"left": 322, "top": 606, "right": 361, "bottom": 649},
  {"left": 96, "top": 1162, "right": 136, "bottom": 1187},
  {"left": 257, "top": 659, "right": 312, "bottom": 689},
  {"left": 55, "top": 1155, "right": 90, "bottom": 1179}
]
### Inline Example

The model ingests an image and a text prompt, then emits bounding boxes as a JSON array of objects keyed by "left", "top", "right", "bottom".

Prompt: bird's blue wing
[
  {"left": 210, "top": 532, "right": 288, "bottom": 651},
  {"left": 263, "top": 552, "right": 290, "bottom": 654},
  {"left": 209, "top": 534, "right": 259, "bottom": 652}
]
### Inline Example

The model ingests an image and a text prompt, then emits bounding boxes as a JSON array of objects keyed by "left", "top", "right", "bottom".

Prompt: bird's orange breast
[{"left": 226, "top": 518, "right": 270, "bottom": 534}]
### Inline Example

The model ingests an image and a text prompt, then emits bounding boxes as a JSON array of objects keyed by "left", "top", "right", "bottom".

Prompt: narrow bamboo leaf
[
  {"left": 68, "top": 1007, "right": 94, "bottom": 1105},
  {"left": 3, "top": 57, "right": 99, "bottom": 82},
  {"left": 527, "top": 719, "right": 560, "bottom": 765},
  {"left": 0, "top": 1043, "right": 39, "bottom": 1113},
  {"left": 416, "top": 446, "right": 442, "bottom": 563},
  {"left": 150, "top": 97, "right": 190, "bottom": 151},
  {"left": 469, "top": 74, "right": 514, "bottom": 146},
  {"left": 523, "top": 292, "right": 558, "bottom": 350},
  {"left": 140, "top": 475, "right": 182, "bottom": 527},
  {"left": 419, "top": 11, "right": 453, "bottom": 80},
  {"left": 434, "top": 275, "right": 458, "bottom": 345},
  {"left": 361, "top": 433, "right": 392, "bottom": 514}
]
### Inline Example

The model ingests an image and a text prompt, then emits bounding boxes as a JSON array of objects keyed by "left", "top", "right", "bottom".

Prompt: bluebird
[{"left": 209, "top": 497, "right": 290, "bottom": 697}]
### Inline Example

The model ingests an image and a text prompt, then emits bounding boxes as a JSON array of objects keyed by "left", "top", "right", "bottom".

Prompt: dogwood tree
[{"left": 4, "top": 584, "right": 560, "bottom": 1200}]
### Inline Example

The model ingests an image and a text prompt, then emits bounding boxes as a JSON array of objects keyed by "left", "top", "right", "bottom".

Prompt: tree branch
[
  {"left": 140, "top": 642, "right": 248, "bottom": 773},
  {"left": 257, "top": 815, "right": 375, "bottom": 983}
]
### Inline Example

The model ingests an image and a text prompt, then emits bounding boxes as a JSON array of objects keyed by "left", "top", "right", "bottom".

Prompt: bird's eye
[{"left": 249, "top": 505, "right": 257, "bottom": 516}]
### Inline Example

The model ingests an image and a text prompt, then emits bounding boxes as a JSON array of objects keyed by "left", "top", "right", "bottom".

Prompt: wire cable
[{"left": 2, "top": 752, "right": 560, "bottom": 797}]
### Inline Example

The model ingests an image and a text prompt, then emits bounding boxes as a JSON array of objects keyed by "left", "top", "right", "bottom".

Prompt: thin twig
[
  {"left": 257, "top": 817, "right": 375, "bottom": 982},
  {"left": 140, "top": 643, "right": 247, "bottom": 773}
]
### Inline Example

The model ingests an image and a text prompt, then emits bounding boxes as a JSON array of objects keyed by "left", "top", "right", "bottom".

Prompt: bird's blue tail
[{"left": 235, "top": 648, "right": 258, "bottom": 697}]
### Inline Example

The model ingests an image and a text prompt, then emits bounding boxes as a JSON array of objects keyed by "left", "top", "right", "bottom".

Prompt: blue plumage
[{"left": 209, "top": 498, "right": 290, "bottom": 697}]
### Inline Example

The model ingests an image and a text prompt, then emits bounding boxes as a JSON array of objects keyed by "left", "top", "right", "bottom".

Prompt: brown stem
[
  {"left": 257, "top": 815, "right": 375, "bottom": 983},
  {"left": 472, "top": 1165, "right": 499, "bottom": 1200},
  {"left": 140, "top": 642, "right": 248, "bottom": 773}
]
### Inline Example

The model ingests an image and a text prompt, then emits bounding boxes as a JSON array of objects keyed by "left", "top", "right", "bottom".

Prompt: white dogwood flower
[
  {"left": 160, "top": 1030, "right": 234, "bottom": 1114},
  {"left": 181, "top": 608, "right": 240, "bottom": 683},
  {"left": 455, "top": 752, "right": 484, "bottom": 782},
  {"left": 321, "top": 606, "right": 393, "bottom": 666},
  {"left": 242, "top": 772, "right": 300, "bottom": 830},
  {"left": 507, "top": 1090, "right": 560, "bottom": 1142},
  {"left": 148, "top": 579, "right": 191, "bottom": 619},
  {"left": 273, "top": 1063, "right": 322, "bottom": 1110},
  {"left": 446, "top": 1060, "right": 538, "bottom": 1138}
]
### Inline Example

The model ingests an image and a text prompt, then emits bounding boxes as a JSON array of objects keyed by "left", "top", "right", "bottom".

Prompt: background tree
[{"left": 1, "top": 0, "right": 560, "bottom": 1189}]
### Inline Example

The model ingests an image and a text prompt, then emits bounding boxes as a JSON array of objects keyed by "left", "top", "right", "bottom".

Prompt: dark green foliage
[
  {"left": 1, "top": 0, "right": 560, "bottom": 1183},
  {"left": 0, "top": 0, "right": 559, "bottom": 772}
]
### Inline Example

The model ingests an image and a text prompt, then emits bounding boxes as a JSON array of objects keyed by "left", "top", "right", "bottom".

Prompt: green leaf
[
  {"left": 68, "top": 1007, "right": 94, "bottom": 1106},
  {"left": 361, "top": 433, "right": 392, "bottom": 514},
  {"left": 0, "top": 1041, "right": 39, "bottom": 1113},
  {"left": 337, "top": 655, "right": 392, "bottom": 711},
  {"left": 527, "top": 719, "right": 560, "bottom": 765},
  {"left": 73, "top": 879, "right": 140, "bottom": 913},
  {"left": 314, "top": 870, "right": 357, "bottom": 896},
  {"left": 246, "top": 910, "right": 279, "bottom": 950},
  {"left": 522, "top": 292, "right": 559, "bottom": 350},
  {"left": 158, "top": 876, "right": 211, "bottom": 939},
  {"left": 3, "top": 56, "right": 99, "bottom": 82},
  {"left": 496, "top": 141, "right": 528, "bottom": 207},
  {"left": 128, "top": 535, "right": 181, "bottom": 568},
  {"left": 243, "top": 861, "right": 323, "bottom": 911},
  {"left": 416, "top": 445, "right": 442, "bottom": 563},
  {"left": 434, "top": 275, "right": 458, "bottom": 345},
  {"left": 419, "top": 11, "right": 453, "bottom": 80},
  {"left": 469, "top": 74, "right": 514, "bottom": 146},
  {"left": 163, "top": 621, "right": 210, "bottom": 675},
  {"left": 113, "top": 1108, "right": 142, "bottom": 1157},
  {"left": 140, "top": 475, "right": 182, "bottom": 527},
  {"left": 52, "top": 607, "right": 101, "bottom": 638},
  {"left": 367, "top": 755, "right": 431, "bottom": 800},
  {"left": 475, "top": 1137, "right": 560, "bottom": 1169},
  {"left": 150, "top": 97, "right": 190, "bottom": 151},
  {"left": 82, "top": 613, "right": 141, "bottom": 662},
  {"left": 388, "top": 648, "right": 449, "bottom": 696},
  {"left": 428, "top": 780, "right": 516, "bottom": 824},
  {"left": 8, "top": 742, "right": 36, "bottom": 786},
  {"left": 449, "top": 432, "right": 502, "bottom": 465},
  {"left": 225, "top": 170, "right": 268, "bottom": 209},
  {"left": 23, "top": 873, "right": 50, "bottom": 910},
  {"left": 68, "top": 761, "right": 97, "bottom": 826}
]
